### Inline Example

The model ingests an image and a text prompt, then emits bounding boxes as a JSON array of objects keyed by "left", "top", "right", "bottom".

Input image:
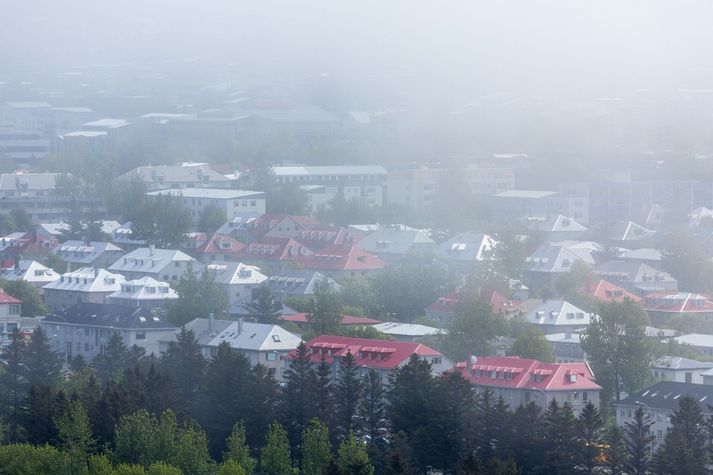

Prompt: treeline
[{"left": 0, "top": 324, "right": 704, "bottom": 474}]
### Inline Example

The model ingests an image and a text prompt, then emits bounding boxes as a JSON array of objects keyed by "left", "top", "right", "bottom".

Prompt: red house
[{"left": 298, "top": 244, "right": 385, "bottom": 278}]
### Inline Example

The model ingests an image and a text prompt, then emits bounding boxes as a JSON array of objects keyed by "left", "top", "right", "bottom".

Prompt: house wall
[
  {"left": 651, "top": 367, "right": 709, "bottom": 384},
  {"left": 43, "top": 289, "right": 111, "bottom": 312},
  {"left": 473, "top": 384, "right": 600, "bottom": 414}
]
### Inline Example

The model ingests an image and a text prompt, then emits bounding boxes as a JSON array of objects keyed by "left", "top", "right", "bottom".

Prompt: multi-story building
[
  {"left": 1, "top": 259, "right": 60, "bottom": 290},
  {"left": 108, "top": 246, "right": 202, "bottom": 282},
  {"left": 41, "top": 302, "right": 177, "bottom": 363},
  {"left": 52, "top": 240, "right": 125, "bottom": 271},
  {"left": 651, "top": 356, "right": 713, "bottom": 385},
  {"left": 205, "top": 262, "right": 268, "bottom": 302},
  {"left": 117, "top": 164, "right": 232, "bottom": 191},
  {"left": 455, "top": 356, "right": 601, "bottom": 414},
  {"left": 272, "top": 165, "right": 387, "bottom": 207},
  {"left": 147, "top": 187, "right": 265, "bottom": 223},
  {"left": 643, "top": 292, "right": 713, "bottom": 325},
  {"left": 0, "top": 289, "right": 22, "bottom": 347},
  {"left": 106, "top": 277, "right": 178, "bottom": 310},
  {"left": 42, "top": 267, "right": 126, "bottom": 312},
  {"left": 491, "top": 190, "right": 563, "bottom": 221}
]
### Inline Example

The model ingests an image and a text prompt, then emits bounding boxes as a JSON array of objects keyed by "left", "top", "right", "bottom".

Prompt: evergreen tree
[
  {"left": 653, "top": 395, "right": 708, "bottom": 475},
  {"left": 509, "top": 402, "right": 541, "bottom": 473},
  {"left": 22, "top": 385, "right": 66, "bottom": 445},
  {"left": 457, "top": 452, "right": 483, "bottom": 475},
  {"left": 161, "top": 326, "right": 206, "bottom": 416},
  {"left": 360, "top": 369, "right": 385, "bottom": 443},
  {"left": 282, "top": 342, "right": 317, "bottom": 449},
  {"left": 577, "top": 401, "right": 603, "bottom": 473},
  {"left": 0, "top": 328, "right": 26, "bottom": 441},
  {"left": 244, "top": 287, "right": 282, "bottom": 325},
  {"left": 24, "top": 326, "right": 63, "bottom": 388},
  {"left": 92, "top": 331, "right": 130, "bottom": 383},
  {"left": 604, "top": 424, "right": 628, "bottom": 475},
  {"left": 70, "top": 354, "right": 87, "bottom": 372},
  {"left": 335, "top": 350, "right": 362, "bottom": 438},
  {"left": 197, "top": 205, "right": 227, "bottom": 233},
  {"left": 245, "top": 363, "right": 280, "bottom": 449},
  {"left": 55, "top": 399, "right": 95, "bottom": 474},
  {"left": 624, "top": 406, "right": 655, "bottom": 475},
  {"left": 442, "top": 287, "right": 503, "bottom": 361},
  {"left": 436, "top": 371, "right": 478, "bottom": 471},
  {"left": 537, "top": 400, "right": 579, "bottom": 475},
  {"left": 132, "top": 194, "right": 191, "bottom": 248},
  {"left": 386, "top": 451, "right": 408, "bottom": 475},
  {"left": 223, "top": 421, "right": 256, "bottom": 475},
  {"left": 337, "top": 432, "right": 374, "bottom": 475},
  {"left": 473, "top": 389, "right": 508, "bottom": 463},
  {"left": 302, "top": 418, "right": 332, "bottom": 475},
  {"left": 260, "top": 422, "right": 294, "bottom": 475},
  {"left": 509, "top": 326, "right": 554, "bottom": 362},
  {"left": 313, "top": 356, "right": 334, "bottom": 427}
]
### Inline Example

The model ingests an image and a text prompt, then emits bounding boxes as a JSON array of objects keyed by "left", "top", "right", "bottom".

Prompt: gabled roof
[
  {"left": 644, "top": 292, "right": 713, "bottom": 314},
  {"left": 192, "top": 232, "right": 245, "bottom": 256},
  {"left": 527, "top": 215, "right": 588, "bottom": 234},
  {"left": 609, "top": 221, "right": 655, "bottom": 241},
  {"left": 292, "top": 335, "right": 447, "bottom": 370},
  {"left": 0, "top": 289, "right": 21, "bottom": 304},
  {"left": 184, "top": 318, "right": 302, "bottom": 352},
  {"left": 43, "top": 267, "right": 125, "bottom": 293},
  {"left": 205, "top": 262, "right": 268, "bottom": 285},
  {"left": 434, "top": 232, "right": 497, "bottom": 262},
  {"left": 372, "top": 322, "right": 443, "bottom": 337},
  {"left": 42, "top": 302, "right": 175, "bottom": 330},
  {"left": 299, "top": 244, "right": 385, "bottom": 272},
  {"left": 107, "top": 277, "right": 178, "bottom": 302},
  {"left": 265, "top": 270, "right": 341, "bottom": 296},
  {"left": 109, "top": 247, "right": 199, "bottom": 274},
  {"left": 280, "top": 313, "right": 382, "bottom": 326},
  {"left": 652, "top": 356, "right": 713, "bottom": 371},
  {"left": 619, "top": 248, "right": 662, "bottom": 262},
  {"left": 525, "top": 300, "right": 594, "bottom": 327},
  {"left": 238, "top": 237, "right": 314, "bottom": 261},
  {"left": 426, "top": 290, "right": 461, "bottom": 314},
  {"left": 53, "top": 240, "right": 123, "bottom": 265},
  {"left": 295, "top": 226, "right": 356, "bottom": 251},
  {"left": 689, "top": 207, "right": 713, "bottom": 227},
  {"left": 594, "top": 260, "right": 676, "bottom": 284},
  {"left": 616, "top": 381, "right": 713, "bottom": 411},
  {"left": 356, "top": 228, "right": 435, "bottom": 255},
  {"left": 673, "top": 333, "right": 713, "bottom": 349},
  {"left": 527, "top": 244, "right": 595, "bottom": 273},
  {"left": 272, "top": 165, "right": 386, "bottom": 176},
  {"left": 118, "top": 164, "right": 230, "bottom": 185},
  {"left": 2, "top": 260, "right": 60, "bottom": 285},
  {"left": 111, "top": 222, "right": 147, "bottom": 246},
  {"left": 581, "top": 279, "right": 642, "bottom": 303},
  {"left": 455, "top": 355, "right": 601, "bottom": 391},
  {"left": 147, "top": 188, "right": 264, "bottom": 200}
]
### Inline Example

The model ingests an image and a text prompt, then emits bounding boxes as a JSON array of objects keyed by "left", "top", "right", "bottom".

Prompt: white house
[
  {"left": 433, "top": 232, "right": 497, "bottom": 267},
  {"left": 2, "top": 259, "right": 60, "bottom": 290},
  {"left": 108, "top": 246, "right": 202, "bottom": 282},
  {"left": 0, "top": 289, "right": 22, "bottom": 347},
  {"left": 53, "top": 240, "right": 125, "bottom": 271},
  {"left": 524, "top": 300, "right": 595, "bottom": 334},
  {"left": 651, "top": 356, "right": 713, "bottom": 385},
  {"left": 205, "top": 262, "right": 268, "bottom": 302},
  {"left": 106, "top": 277, "right": 178, "bottom": 310},
  {"left": 42, "top": 267, "right": 126, "bottom": 312},
  {"left": 146, "top": 187, "right": 266, "bottom": 222}
]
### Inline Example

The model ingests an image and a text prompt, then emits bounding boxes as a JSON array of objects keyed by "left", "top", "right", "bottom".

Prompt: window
[
  {"left": 84, "top": 343, "right": 89, "bottom": 352},
  {"left": 135, "top": 331, "right": 146, "bottom": 340},
  {"left": 272, "top": 335, "right": 281, "bottom": 342},
  {"left": 432, "top": 357, "right": 442, "bottom": 365},
  {"left": 582, "top": 391, "right": 588, "bottom": 402},
  {"left": 266, "top": 352, "right": 277, "bottom": 361}
]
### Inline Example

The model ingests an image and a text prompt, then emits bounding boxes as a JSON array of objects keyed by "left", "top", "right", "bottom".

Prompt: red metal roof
[
  {"left": 291, "top": 335, "right": 444, "bottom": 370},
  {"left": 281, "top": 313, "right": 382, "bottom": 326},
  {"left": 426, "top": 289, "right": 520, "bottom": 315},
  {"left": 644, "top": 292, "right": 713, "bottom": 314},
  {"left": 455, "top": 356, "right": 601, "bottom": 391},
  {"left": 581, "top": 279, "right": 642, "bottom": 303},
  {"left": 237, "top": 237, "right": 314, "bottom": 261},
  {"left": 194, "top": 232, "right": 245, "bottom": 256},
  {"left": 299, "top": 244, "right": 384, "bottom": 272},
  {"left": 0, "top": 289, "right": 21, "bottom": 304}
]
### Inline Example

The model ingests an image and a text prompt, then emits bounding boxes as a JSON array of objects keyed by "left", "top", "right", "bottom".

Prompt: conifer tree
[
  {"left": 509, "top": 402, "right": 541, "bottom": 472},
  {"left": 337, "top": 432, "right": 374, "bottom": 475},
  {"left": 577, "top": 401, "right": 603, "bottom": 473},
  {"left": 22, "top": 385, "right": 67, "bottom": 445},
  {"left": 604, "top": 424, "right": 628, "bottom": 475},
  {"left": 260, "top": 422, "right": 294, "bottom": 475},
  {"left": 437, "top": 371, "right": 478, "bottom": 470},
  {"left": 161, "top": 326, "right": 205, "bottom": 417},
  {"left": 302, "top": 418, "right": 332, "bottom": 475},
  {"left": 335, "top": 350, "right": 362, "bottom": 438},
  {"left": 624, "top": 406, "right": 655, "bottom": 475},
  {"left": 652, "top": 396, "right": 708, "bottom": 475},
  {"left": 313, "top": 356, "right": 334, "bottom": 428},
  {"left": 92, "top": 331, "right": 130, "bottom": 383},
  {"left": 282, "top": 342, "right": 317, "bottom": 449},
  {"left": 223, "top": 421, "right": 256, "bottom": 475},
  {"left": 360, "top": 369, "right": 385, "bottom": 443},
  {"left": 245, "top": 287, "right": 282, "bottom": 325},
  {"left": 55, "top": 399, "right": 95, "bottom": 474},
  {"left": 0, "top": 328, "right": 26, "bottom": 442},
  {"left": 538, "top": 400, "right": 579, "bottom": 475},
  {"left": 24, "top": 326, "right": 63, "bottom": 387}
]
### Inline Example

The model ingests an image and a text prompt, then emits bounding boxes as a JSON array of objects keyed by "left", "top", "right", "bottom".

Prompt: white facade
[
  {"left": 108, "top": 246, "right": 202, "bottom": 282},
  {"left": 206, "top": 262, "right": 268, "bottom": 302},
  {"left": 147, "top": 187, "right": 266, "bottom": 222}
]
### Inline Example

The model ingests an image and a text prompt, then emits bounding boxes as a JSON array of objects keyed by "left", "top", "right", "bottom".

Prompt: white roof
[
  {"left": 108, "top": 277, "right": 178, "bottom": 301},
  {"left": 434, "top": 232, "right": 498, "bottom": 262},
  {"left": 526, "top": 300, "right": 595, "bottom": 327},
  {"left": 43, "top": 267, "right": 125, "bottom": 293},
  {"left": 5, "top": 101, "right": 51, "bottom": 109},
  {"left": 64, "top": 130, "right": 107, "bottom": 138},
  {"left": 53, "top": 240, "right": 123, "bottom": 264},
  {"left": 545, "top": 332, "right": 583, "bottom": 343},
  {"left": 673, "top": 334, "right": 713, "bottom": 349},
  {"left": 272, "top": 165, "right": 387, "bottom": 177},
  {"left": 147, "top": 188, "right": 264, "bottom": 200},
  {"left": 494, "top": 190, "right": 558, "bottom": 199},
  {"left": 206, "top": 262, "right": 268, "bottom": 286},
  {"left": 653, "top": 356, "right": 713, "bottom": 370},
  {"left": 372, "top": 322, "right": 442, "bottom": 337},
  {"left": 82, "top": 118, "right": 130, "bottom": 129},
  {"left": 185, "top": 318, "right": 302, "bottom": 352},
  {"left": 2, "top": 260, "right": 60, "bottom": 284},
  {"left": 109, "top": 247, "right": 199, "bottom": 274}
]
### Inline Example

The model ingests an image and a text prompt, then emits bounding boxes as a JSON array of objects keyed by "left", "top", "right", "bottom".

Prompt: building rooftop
[
  {"left": 43, "top": 267, "right": 125, "bottom": 293},
  {"left": 107, "top": 277, "right": 178, "bottom": 302},
  {"left": 493, "top": 190, "right": 558, "bottom": 199},
  {"left": 147, "top": 188, "right": 264, "bottom": 200},
  {"left": 272, "top": 165, "right": 387, "bottom": 176},
  {"left": 183, "top": 317, "right": 302, "bottom": 352},
  {"left": 42, "top": 302, "right": 175, "bottom": 330},
  {"left": 617, "top": 381, "right": 713, "bottom": 412},
  {"left": 372, "top": 322, "right": 442, "bottom": 337}
]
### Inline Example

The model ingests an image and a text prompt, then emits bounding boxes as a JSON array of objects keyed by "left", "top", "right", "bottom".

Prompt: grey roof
[
  {"left": 609, "top": 221, "right": 655, "bottom": 241},
  {"left": 357, "top": 228, "right": 434, "bottom": 256},
  {"left": 43, "top": 267, "right": 125, "bottom": 293},
  {"left": 118, "top": 164, "right": 231, "bottom": 185},
  {"left": 433, "top": 232, "right": 497, "bottom": 262},
  {"left": 616, "top": 381, "right": 713, "bottom": 412},
  {"left": 527, "top": 245, "right": 595, "bottom": 273},
  {"left": 372, "top": 322, "right": 443, "bottom": 337},
  {"left": 673, "top": 333, "right": 713, "bottom": 349},
  {"left": 147, "top": 188, "right": 264, "bottom": 200},
  {"left": 264, "top": 270, "right": 341, "bottom": 296},
  {"left": 594, "top": 261, "right": 675, "bottom": 284},
  {"left": 183, "top": 317, "right": 302, "bottom": 352},
  {"left": 108, "top": 247, "right": 199, "bottom": 274},
  {"left": 272, "top": 165, "right": 387, "bottom": 176},
  {"left": 619, "top": 248, "right": 662, "bottom": 262},
  {"left": 652, "top": 356, "right": 713, "bottom": 370},
  {"left": 42, "top": 303, "right": 175, "bottom": 330},
  {"left": 527, "top": 215, "right": 588, "bottom": 233},
  {"left": 525, "top": 300, "right": 594, "bottom": 327},
  {"left": 53, "top": 240, "right": 124, "bottom": 265},
  {"left": 493, "top": 190, "right": 557, "bottom": 199}
]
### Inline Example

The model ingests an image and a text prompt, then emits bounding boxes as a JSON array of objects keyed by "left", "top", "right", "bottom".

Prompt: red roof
[
  {"left": 238, "top": 237, "right": 314, "bottom": 261},
  {"left": 251, "top": 214, "right": 319, "bottom": 238},
  {"left": 644, "top": 292, "right": 713, "bottom": 314},
  {"left": 299, "top": 244, "right": 384, "bottom": 272},
  {"left": 455, "top": 356, "right": 601, "bottom": 391},
  {"left": 296, "top": 226, "right": 356, "bottom": 251},
  {"left": 194, "top": 232, "right": 245, "bottom": 257},
  {"left": 581, "top": 279, "right": 642, "bottom": 303},
  {"left": 0, "top": 289, "right": 21, "bottom": 304},
  {"left": 291, "top": 335, "right": 444, "bottom": 370},
  {"left": 281, "top": 313, "right": 383, "bottom": 326},
  {"left": 426, "top": 290, "right": 460, "bottom": 314},
  {"left": 426, "top": 289, "right": 519, "bottom": 315}
]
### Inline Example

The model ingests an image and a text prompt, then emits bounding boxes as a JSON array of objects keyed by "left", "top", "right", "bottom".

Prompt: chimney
[
  {"left": 238, "top": 317, "right": 244, "bottom": 335},
  {"left": 94, "top": 267, "right": 99, "bottom": 278},
  {"left": 14, "top": 255, "right": 20, "bottom": 272},
  {"left": 208, "top": 312, "right": 214, "bottom": 331},
  {"left": 149, "top": 244, "right": 155, "bottom": 256},
  {"left": 85, "top": 235, "right": 91, "bottom": 247}
]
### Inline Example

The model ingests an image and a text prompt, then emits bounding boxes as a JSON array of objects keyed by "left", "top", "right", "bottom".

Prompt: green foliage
[
  {"left": 131, "top": 194, "right": 191, "bottom": 248},
  {"left": 509, "top": 325, "right": 554, "bottom": 362},
  {"left": 653, "top": 395, "right": 708, "bottom": 475},
  {"left": 197, "top": 205, "right": 227, "bottom": 233},
  {"left": 493, "top": 227, "right": 529, "bottom": 280},
  {"left": 55, "top": 399, "right": 95, "bottom": 473},
  {"left": 1, "top": 279, "right": 47, "bottom": 317},
  {"left": 335, "top": 351, "right": 362, "bottom": 438},
  {"left": 0, "top": 443, "right": 71, "bottom": 475},
  {"left": 161, "top": 327, "right": 206, "bottom": 416},
  {"left": 216, "top": 460, "right": 247, "bottom": 475},
  {"left": 9, "top": 208, "right": 32, "bottom": 231},
  {"left": 260, "top": 423, "right": 294, "bottom": 475},
  {"left": 307, "top": 285, "right": 344, "bottom": 334},
  {"left": 24, "top": 326, "right": 63, "bottom": 387},
  {"left": 92, "top": 332, "right": 132, "bottom": 383},
  {"left": 604, "top": 424, "right": 628, "bottom": 475},
  {"left": 661, "top": 230, "right": 713, "bottom": 293},
  {"left": 167, "top": 268, "right": 228, "bottom": 326},
  {"left": 0, "top": 328, "right": 27, "bottom": 442},
  {"left": 336, "top": 433, "right": 374, "bottom": 475},
  {"left": 580, "top": 300, "right": 655, "bottom": 407},
  {"left": 44, "top": 252, "right": 68, "bottom": 274},
  {"left": 360, "top": 370, "right": 385, "bottom": 442},
  {"left": 281, "top": 342, "right": 317, "bottom": 447},
  {"left": 624, "top": 407, "right": 655, "bottom": 475},
  {"left": 244, "top": 287, "right": 282, "bottom": 325},
  {"left": 302, "top": 419, "right": 332, "bottom": 475},
  {"left": 316, "top": 193, "right": 379, "bottom": 226},
  {"left": 576, "top": 401, "right": 603, "bottom": 474},
  {"left": 147, "top": 462, "right": 182, "bottom": 475},
  {"left": 223, "top": 422, "right": 256, "bottom": 475}
]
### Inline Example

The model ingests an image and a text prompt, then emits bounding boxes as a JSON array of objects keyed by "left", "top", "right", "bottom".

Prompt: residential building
[
  {"left": 298, "top": 243, "right": 385, "bottom": 278},
  {"left": 42, "top": 267, "right": 125, "bottom": 312},
  {"left": 205, "top": 262, "right": 268, "bottom": 302},
  {"left": 618, "top": 248, "right": 663, "bottom": 268},
  {"left": 263, "top": 270, "right": 341, "bottom": 301},
  {"left": 644, "top": 292, "right": 713, "bottom": 325},
  {"left": 272, "top": 165, "right": 387, "bottom": 207},
  {"left": 614, "top": 381, "right": 713, "bottom": 447},
  {"left": 106, "top": 277, "right": 178, "bottom": 310},
  {"left": 41, "top": 302, "right": 177, "bottom": 363},
  {"left": 173, "top": 317, "right": 302, "bottom": 380},
  {"left": 117, "top": 164, "right": 232, "bottom": 191},
  {"left": 425, "top": 288, "right": 520, "bottom": 326},
  {"left": 1, "top": 259, "right": 60, "bottom": 290},
  {"left": 254, "top": 214, "right": 320, "bottom": 240},
  {"left": 356, "top": 226, "right": 435, "bottom": 260},
  {"left": 525, "top": 244, "right": 596, "bottom": 289},
  {"left": 651, "top": 356, "right": 713, "bottom": 384},
  {"left": 526, "top": 214, "right": 588, "bottom": 242},
  {"left": 291, "top": 335, "right": 453, "bottom": 384},
  {"left": 110, "top": 222, "right": 147, "bottom": 250},
  {"left": 672, "top": 334, "right": 713, "bottom": 357},
  {"left": 237, "top": 237, "right": 314, "bottom": 273},
  {"left": 0, "top": 289, "right": 22, "bottom": 347},
  {"left": 433, "top": 232, "right": 497, "bottom": 268},
  {"left": 294, "top": 226, "right": 356, "bottom": 251},
  {"left": 52, "top": 240, "right": 125, "bottom": 271},
  {"left": 607, "top": 221, "right": 656, "bottom": 245},
  {"left": 280, "top": 313, "right": 382, "bottom": 331},
  {"left": 147, "top": 188, "right": 266, "bottom": 222},
  {"left": 491, "top": 190, "right": 562, "bottom": 221},
  {"left": 524, "top": 300, "right": 595, "bottom": 334},
  {"left": 594, "top": 261, "right": 677, "bottom": 296},
  {"left": 580, "top": 279, "right": 642, "bottom": 304},
  {"left": 371, "top": 322, "right": 443, "bottom": 342},
  {"left": 545, "top": 332, "right": 586, "bottom": 363},
  {"left": 455, "top": 356, "right": 601, "bottom": 414},
  {"left": 185, "top": 232, "right": 245, "bottom": 264},
  {"left": 108, "top": 246, "right": 202, "bottom": 282}
]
